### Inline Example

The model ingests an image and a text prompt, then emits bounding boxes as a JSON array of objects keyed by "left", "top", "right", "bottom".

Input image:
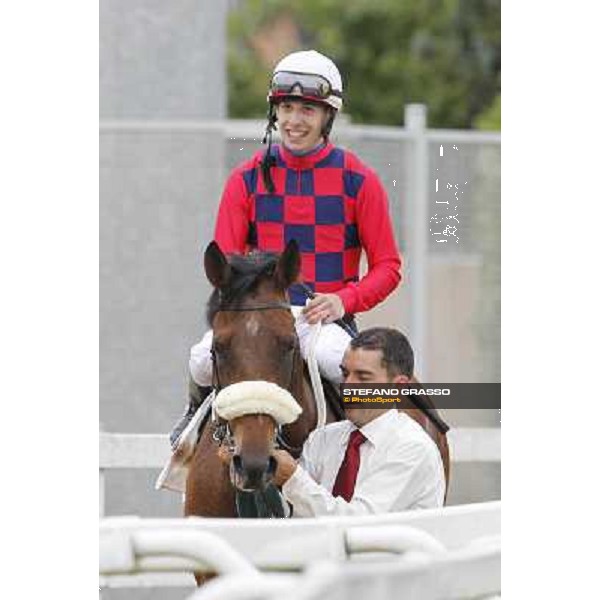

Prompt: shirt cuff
[{"left": 282, "top": 464, "right": 305, "bottom": 496}]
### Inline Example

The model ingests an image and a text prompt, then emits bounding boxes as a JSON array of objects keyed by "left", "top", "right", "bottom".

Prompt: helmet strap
[
  {"left": 321, "top": 109, "right": 336, "bottom": 142},
  {"left": 261, "top": 103, "right": 278, "bottom": 193}
]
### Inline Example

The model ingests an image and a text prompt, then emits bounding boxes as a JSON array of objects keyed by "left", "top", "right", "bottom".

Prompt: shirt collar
[
  {"left": 277, "top": 142, "right": 333, "bottom": 168},
  {"left": 343, "top": 410, "right": 399, "bottom": 449},
  {"left": 284, "top": 141, "right": 326, "bottom": 157}
]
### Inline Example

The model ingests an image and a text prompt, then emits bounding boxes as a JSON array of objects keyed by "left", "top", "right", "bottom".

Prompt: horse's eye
[
  {"left": 279, "top": 337, "right": 297, "bottom": 353},
  {"left": 213, "top": 340, "right": 228, "bottom": 355}
]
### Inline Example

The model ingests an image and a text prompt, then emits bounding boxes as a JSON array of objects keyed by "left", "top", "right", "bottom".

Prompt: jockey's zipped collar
[{"left": 277, "top": 142, "right": 333, "bottom": 168}]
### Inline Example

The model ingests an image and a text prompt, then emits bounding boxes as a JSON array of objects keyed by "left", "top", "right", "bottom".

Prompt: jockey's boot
[{"left": 169, "top": 378, "right": 212, "bottom": 450}]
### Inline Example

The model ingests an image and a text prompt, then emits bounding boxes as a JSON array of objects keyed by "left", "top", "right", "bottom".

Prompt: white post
[
  {"left": 404, "top": 104, "right": 429, "bottom": 379},
  {"left": 99, "top": 465, "right": 104, "bottom": 600},
  {"left": 99, "top": 423, "right": 105, "bottom": 519},
  {"left": 99, "top": 469, "right": 105, "bottom": 518}
]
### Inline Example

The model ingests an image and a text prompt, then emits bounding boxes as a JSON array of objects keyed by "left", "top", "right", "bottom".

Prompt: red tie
[{"left": 332, "top": 429, "right": 367, "bottom": 501}]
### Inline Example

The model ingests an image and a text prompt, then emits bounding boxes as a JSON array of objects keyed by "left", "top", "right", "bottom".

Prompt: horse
[
  {"left": 184, "top": 240, "right": 451, "bottom": 522},
  {"left": 184, "top": 240, "right": 320, "bottom": 520}
]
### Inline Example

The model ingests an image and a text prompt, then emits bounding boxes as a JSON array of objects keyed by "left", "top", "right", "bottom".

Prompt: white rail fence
[
  {"left": 100, "top": 501, "right": 500, "bottom": 599},
  {"left": 99, "top": 428, "right": 500, "bottom": 518}
]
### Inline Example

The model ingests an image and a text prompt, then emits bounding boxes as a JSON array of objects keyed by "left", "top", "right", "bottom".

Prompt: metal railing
[{"left": 100, "top": 501, "right": 500, "bottom": 597}]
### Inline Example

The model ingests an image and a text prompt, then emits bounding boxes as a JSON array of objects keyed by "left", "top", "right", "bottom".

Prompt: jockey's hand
[
  {"left": 272, "top": 449, "right": 298, "bottom": 486},
  {"left": 217, "top": 444, "right": 233, "bottom": 466},
  {"left": 302, "top": 293, "right": 345, "bottom": 325}
]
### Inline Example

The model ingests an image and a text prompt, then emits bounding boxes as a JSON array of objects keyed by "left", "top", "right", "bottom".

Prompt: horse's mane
[{"left": 206, "top": 250, "right": 280, "bottom": 326}]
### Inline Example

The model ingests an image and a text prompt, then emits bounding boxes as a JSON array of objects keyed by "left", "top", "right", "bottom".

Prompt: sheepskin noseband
[{"left": 214, "top": 381, "right": 302, "bottom": 425}]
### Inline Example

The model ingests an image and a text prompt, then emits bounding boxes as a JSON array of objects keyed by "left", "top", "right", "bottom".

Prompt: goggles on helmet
[{"left": 269, "top": 71, "right": 342, "bottom": 103}]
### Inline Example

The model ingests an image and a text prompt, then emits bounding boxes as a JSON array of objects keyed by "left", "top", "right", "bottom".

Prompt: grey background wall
[
  {"left": 100, "top": 1, "right": 227, "bottom": 437},
  {"left": 100, "top": 0, "right": 227, "bottom": 120}
]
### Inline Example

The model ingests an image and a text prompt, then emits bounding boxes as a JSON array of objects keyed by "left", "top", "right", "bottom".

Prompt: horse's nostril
[
  {"left": 267, "top": 456, "right": 277, "bottom": 477},
  {"left": 232, "top": 454, "right": 243, "bottom": 475}
]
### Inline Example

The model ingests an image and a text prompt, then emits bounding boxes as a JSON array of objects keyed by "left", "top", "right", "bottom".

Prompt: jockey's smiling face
[
  {"left": 340, "top": 347, "right": 411, "bottom": 427},
  {"left": 275, "top": 98, "right": 330, "bottom": 153}
]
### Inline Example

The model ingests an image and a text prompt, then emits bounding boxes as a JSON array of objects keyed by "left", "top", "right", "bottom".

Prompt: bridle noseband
[{"left": 211, "top": 301, "right": 292, "bottom": 313}]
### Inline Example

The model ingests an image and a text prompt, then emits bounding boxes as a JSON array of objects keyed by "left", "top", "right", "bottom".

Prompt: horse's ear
[
  {"left": 275, "top": 239, "right": 301, "bottom": 289},
  {"left": 204, "top": 241, "right": 231, "bottom": 289}
]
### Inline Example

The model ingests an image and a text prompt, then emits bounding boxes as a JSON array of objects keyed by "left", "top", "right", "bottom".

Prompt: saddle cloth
[{"left": 154, "top": 391, "right": 215, "bottom": 494}]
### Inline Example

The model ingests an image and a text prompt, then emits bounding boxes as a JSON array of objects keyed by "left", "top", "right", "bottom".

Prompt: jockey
[{"left": 170, "top": 50, "right": 402, "bottom": 447}]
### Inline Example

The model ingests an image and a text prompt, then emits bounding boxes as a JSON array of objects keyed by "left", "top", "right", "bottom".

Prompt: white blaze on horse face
[{"left": 246, "top": 314, "right": 261, "bottom": 338}]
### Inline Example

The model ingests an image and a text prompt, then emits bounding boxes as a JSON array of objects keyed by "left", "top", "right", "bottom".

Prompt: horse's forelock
[{"left": 205, "top": 251, "right": 281, "bottom": 325}]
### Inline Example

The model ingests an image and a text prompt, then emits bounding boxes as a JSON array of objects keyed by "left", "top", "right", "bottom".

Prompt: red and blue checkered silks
[{"left": 214, "top": 143, "right": 401, "bottom": 315}]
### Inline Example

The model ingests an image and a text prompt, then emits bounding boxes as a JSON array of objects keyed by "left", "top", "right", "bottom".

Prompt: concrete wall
[
  {"left": 100, "top": 126, "right": 225, "bottom": 433},
  {"left": 100, "top": 1, "right": 227, "bottom": 437},
  {"left": 100, "top": 0, "right": 226, "bottom": 119}
]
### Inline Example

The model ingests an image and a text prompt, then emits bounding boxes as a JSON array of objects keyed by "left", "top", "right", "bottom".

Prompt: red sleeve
[
  {"left": 213, "top": 166, "right": 251, "bottom": 254},
  {"left": 336, "top": 170, "right": 402, "bottom": 314}
]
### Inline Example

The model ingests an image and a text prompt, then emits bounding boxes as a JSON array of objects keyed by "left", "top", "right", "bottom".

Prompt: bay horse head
[{"left": 204, "top": 240, "right": 309, "bottom": 492}]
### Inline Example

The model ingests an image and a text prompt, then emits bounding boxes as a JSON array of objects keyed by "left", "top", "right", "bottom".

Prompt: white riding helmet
[{"left": 268, "top": 50, "right": 343, "bottom": 111}]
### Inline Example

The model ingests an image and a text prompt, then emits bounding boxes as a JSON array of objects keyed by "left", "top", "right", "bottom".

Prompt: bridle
[{"left": 210, "top": 300, "right": 304, "bottom": 454}]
